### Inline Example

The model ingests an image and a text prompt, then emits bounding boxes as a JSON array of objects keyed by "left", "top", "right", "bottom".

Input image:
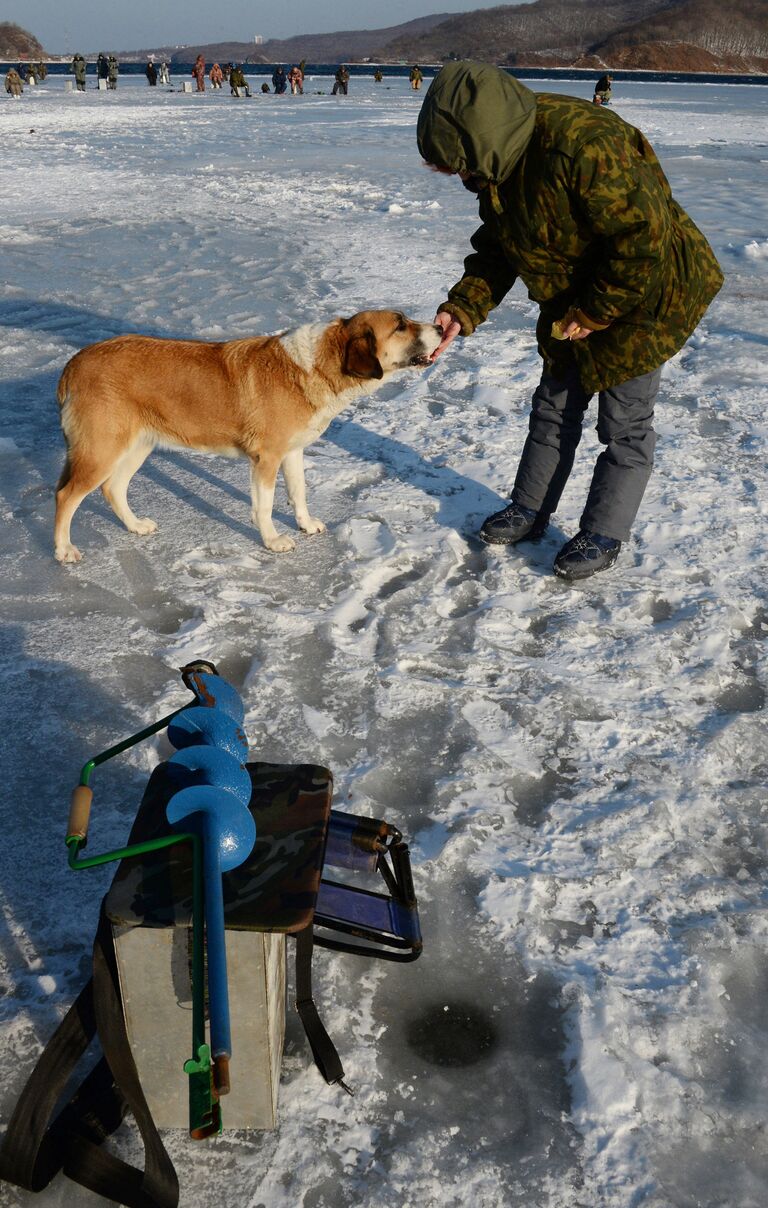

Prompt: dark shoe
[
  {"left": 553, "top": 530, "right": 622, "bottom": 580},
  {"left": 480, "top": 500, "right": 549, "bottom": 545}
]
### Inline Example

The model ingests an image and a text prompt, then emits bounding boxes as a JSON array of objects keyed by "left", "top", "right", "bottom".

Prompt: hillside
[
  {"left": 385, "top": 0, "right": 665, "bottom": 62},
  {"left": 120, "top": 0, "right": 768, "bottom": 73},
  {"left": 0, "top": 21, "right": 46, "bottom": 59},
  {"left": 385, "top": 0, "right": 768, "bottom": 72},
  {"left": 592, "top": 0, "right": 768, "bottom": 71},
  {"left": 134, "top": 14, "right": 456, "bottom": 65}
]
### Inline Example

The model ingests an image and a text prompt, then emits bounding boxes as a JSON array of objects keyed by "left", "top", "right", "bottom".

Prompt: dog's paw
[
  {"left": 299, "top": 517, "right": 326, "bottom": 535},
  {"left": 131, "top": 517, "right": 158, "bottom": 536},
  {"left": 265, "top": 533, "right": 296, "bottom": 553},
  {"left": 55, "top": 543, "right": 83, "bottom": 564}
]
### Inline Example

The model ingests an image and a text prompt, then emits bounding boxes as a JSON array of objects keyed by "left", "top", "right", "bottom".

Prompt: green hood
[{"left": 417, "top": 61, "right": 537, "bottom": 184}]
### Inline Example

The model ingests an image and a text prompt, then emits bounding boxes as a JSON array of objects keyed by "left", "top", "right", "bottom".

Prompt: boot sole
[{"left": 553, "top": 549, "right": 620, "bottom": 580}]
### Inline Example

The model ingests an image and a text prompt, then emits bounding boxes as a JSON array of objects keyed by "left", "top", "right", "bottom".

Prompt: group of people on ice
[
  {"left": 97, "top": 54, "right": 120, "bottom": 88},
  {"left": 4, "top": 61, "right": 47, "bottom": 96},
  {"left": 145, "top": 60, "right": 170, "bottom": 86},
  {"left": 271, "top": 63, "right": 306, "bottom": 94}
]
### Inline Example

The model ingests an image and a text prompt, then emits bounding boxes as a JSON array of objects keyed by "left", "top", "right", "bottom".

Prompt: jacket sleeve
[
  {"left": 440, "top": 220, "right": 518, "bottom": 335},
  {"left": 568, "top": 131, "right": 672, "bottom": 325}
]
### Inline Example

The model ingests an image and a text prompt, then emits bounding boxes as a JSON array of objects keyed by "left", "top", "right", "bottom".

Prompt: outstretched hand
[{"left": 430, "top": 311, "right": 462, "bottom": 360}]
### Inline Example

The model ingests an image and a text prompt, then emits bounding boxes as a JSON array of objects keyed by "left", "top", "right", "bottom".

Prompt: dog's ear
[{"left": 343, "top": 329, "right": 384, "bottom": 380}]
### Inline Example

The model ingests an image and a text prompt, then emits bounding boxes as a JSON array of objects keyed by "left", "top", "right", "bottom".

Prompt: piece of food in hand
[{"left": 551, "top": 318, "right": 581, "bottom": 341}]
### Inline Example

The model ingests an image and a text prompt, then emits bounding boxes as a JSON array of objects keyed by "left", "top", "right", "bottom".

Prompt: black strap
[
  {"left": 0, "top": 903, "right": 179, "bottom": 1208},
  {"left": 294, "top": 926, "right": 352, "bottom": 1095}
]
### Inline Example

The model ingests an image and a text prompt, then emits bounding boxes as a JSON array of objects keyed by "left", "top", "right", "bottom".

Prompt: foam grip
[{"left": 67, "top": 785, "right": 93, "bottom": 842}]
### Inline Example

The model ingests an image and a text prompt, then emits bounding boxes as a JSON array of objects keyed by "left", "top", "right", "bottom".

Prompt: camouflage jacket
[{"left": 418, "top": 65, "right": 723, "bottom": 393}]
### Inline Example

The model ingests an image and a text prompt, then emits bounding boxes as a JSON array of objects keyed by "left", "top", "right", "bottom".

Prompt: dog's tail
[
  {"left": 56, "top": 362, "right": 75, "bottom": 490},
  {"left": 57, "top": 452, "right": 72, "bottom": 492},
  {"left": 56, "top": 360, "right": 73, "bottom": 410}
]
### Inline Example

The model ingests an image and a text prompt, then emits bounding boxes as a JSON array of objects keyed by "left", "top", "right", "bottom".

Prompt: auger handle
[{"left": 67, "top": 785, "right": 93, "bottom": 844}]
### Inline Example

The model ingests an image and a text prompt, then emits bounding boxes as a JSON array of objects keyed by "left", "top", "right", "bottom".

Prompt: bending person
[{"left": 417, "top": 62, "right": 722, "bottom": 580}]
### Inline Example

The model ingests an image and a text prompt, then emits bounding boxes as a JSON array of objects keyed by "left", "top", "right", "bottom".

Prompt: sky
[{"left": 19, "top": 0, "right": 534, "bottom": 55}]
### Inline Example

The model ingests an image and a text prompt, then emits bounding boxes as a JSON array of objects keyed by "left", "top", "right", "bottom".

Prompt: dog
[{"left": 54, "top": 310, "right": 442, "bottom": 561}]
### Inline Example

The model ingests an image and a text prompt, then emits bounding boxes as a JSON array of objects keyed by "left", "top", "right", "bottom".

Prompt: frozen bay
[{"left": 1, "top": 71, "right": 768, "bottom": 1207}]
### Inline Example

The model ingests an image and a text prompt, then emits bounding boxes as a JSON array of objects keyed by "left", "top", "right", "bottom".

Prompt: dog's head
[{"left": 341, "top": 310, "right": 442, "bottom": 381}]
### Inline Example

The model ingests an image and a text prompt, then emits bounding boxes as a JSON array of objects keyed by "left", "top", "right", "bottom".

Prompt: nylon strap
[
  {"left": 295, "top": 926, "right": 352, "bottom": 1094},
  {"left": 0, "top": 903, "right": 179, "bottom": 1208}
]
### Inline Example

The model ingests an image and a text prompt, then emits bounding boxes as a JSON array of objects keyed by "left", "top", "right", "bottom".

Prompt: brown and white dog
[{"left": 54, "top": 310, "right": 442, "bottom": 561}]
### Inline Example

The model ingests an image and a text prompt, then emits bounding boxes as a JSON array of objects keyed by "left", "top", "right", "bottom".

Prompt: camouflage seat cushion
[{"left": 104, "top": 762, "right": 333, "bottom": 933}]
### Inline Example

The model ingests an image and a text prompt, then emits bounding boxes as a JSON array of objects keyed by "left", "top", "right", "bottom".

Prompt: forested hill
[
  {"left": 0, "top": 22, "right": 46, "bottom": 59},
  {"left": 384, "top": 0, "right": 768, "bottom": 73},
  {"left": 164, "top": 0, "right": 768, "bottom": 74}
]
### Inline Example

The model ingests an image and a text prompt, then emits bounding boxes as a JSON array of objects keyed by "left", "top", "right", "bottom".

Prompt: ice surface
[{"left": 1, "top": 72, "right": 767, "bottom": 1207}]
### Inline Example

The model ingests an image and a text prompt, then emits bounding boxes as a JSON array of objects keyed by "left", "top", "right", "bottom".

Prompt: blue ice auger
[
  {"left": 165, "top": 670, "right": 256, "bottom": 1100},
  {"left": 65, "top": 660, "right": 257, "bottom": 1137}
]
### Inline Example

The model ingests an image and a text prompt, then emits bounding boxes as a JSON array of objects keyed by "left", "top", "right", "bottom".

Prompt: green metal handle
[{"left": 66, "top": 698, "right": 221, "bottom": 1137}]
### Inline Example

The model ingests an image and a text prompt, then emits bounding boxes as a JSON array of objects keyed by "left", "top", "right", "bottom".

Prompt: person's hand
[
  {"left": 562, "top": 318, "right": 592, "bottom": 341},
  {"left": 552, "top": 308, "right": 608, "bottom": 342},
  {"left": 431, "top": 311, "right": 462, "bottom": 360}
]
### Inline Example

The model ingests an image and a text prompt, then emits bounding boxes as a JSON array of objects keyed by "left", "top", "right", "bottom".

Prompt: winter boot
[
  {"left": 553, "top": 531, "right": 622, "bottom": 580},
  {"left": 479, "top": 500, "right": 549, "bottom": 545}
]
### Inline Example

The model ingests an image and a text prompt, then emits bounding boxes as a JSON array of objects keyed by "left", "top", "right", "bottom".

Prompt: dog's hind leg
[
  {"left": 54, "top": 445, "right": 123, "bottom": 563},
  {"left": 249, "top": 454, "right": 295, "bottom": 553},
  {"left": 281, "top": 448, "right": 326, "bottom": 536},
  {"left": 101, "top": 436, "right": 157, "bottom": 536}
]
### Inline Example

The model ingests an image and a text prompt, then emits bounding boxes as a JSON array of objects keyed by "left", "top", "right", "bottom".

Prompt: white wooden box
[{"left": 112, "top": 924, "right": 286, "bottom": 1129}]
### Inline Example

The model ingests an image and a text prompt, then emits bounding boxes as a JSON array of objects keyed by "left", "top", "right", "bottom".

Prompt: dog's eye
[{"left": 395, "top": 317, "right": 407, "bottom": 332}]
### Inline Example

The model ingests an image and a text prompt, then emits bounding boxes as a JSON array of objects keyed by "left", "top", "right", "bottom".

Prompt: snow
[{"left": 1, "top": 71, "right": 768, "bottom": 1207}]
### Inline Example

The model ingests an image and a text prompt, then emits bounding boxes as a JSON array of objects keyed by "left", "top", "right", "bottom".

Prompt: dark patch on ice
[
  {"left": 715, "top": 677, "right": 765, "bottom": 714},
  {"left": 697, "top": 412, "right": 731, "bottom": 438},
  {"left": 649, "top": 596, "right": 675, "bottom": 623},
  {"left": 741, "top": 607, "right": 768, "bottom": 639},
  {"left": 406, "top": 1000, "right": 498, "bottom": 1066},
  {"left": 377, "top": 562, "right": 427, "bottom": 600},
  {"left": 505, "top": 766, "right": 576, "bottom": 828}
]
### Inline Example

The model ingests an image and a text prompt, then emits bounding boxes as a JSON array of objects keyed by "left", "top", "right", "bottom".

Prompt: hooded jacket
[{"left": 417, "top": 61, "right": 723, "bottom": 393}]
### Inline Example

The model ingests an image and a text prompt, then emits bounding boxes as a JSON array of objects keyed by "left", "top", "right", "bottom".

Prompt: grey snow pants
[{"left": 512, "top": 362, "right": 662, "bottom": 542}]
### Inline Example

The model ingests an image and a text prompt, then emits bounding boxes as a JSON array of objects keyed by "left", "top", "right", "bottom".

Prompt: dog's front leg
[
  {"left": 250, "top": 455, "right": 295, "bottom": 552},
  {"left": 281, "top": 448, "right": 326, "bottom": 537}
]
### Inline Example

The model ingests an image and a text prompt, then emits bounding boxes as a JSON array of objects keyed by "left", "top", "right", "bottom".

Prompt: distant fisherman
[
  {"left": 418, "top": 61, "right": 723, "bottom": 580},
  {"left": 332, "top": 65, "right": 350, "bottom": 95},
  {"left": 594, "top": 73, "right": 613, "bottom": 105},
  {"left": 5, "top": 67, "right": 23, "bottom": 98},
  {"left": 192, "top": 54, "right": 205, "bottom": 92},
  {"left": 71, "top": 54, "right": 86, "bottom": 92},
  {"left": 230, "top": 65, "right": 251, "bottom": 97}
]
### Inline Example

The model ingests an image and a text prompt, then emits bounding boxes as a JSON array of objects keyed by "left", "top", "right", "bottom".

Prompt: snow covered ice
[{"left": 1, "top": 71, "right": 768, "bottom": 1207}]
